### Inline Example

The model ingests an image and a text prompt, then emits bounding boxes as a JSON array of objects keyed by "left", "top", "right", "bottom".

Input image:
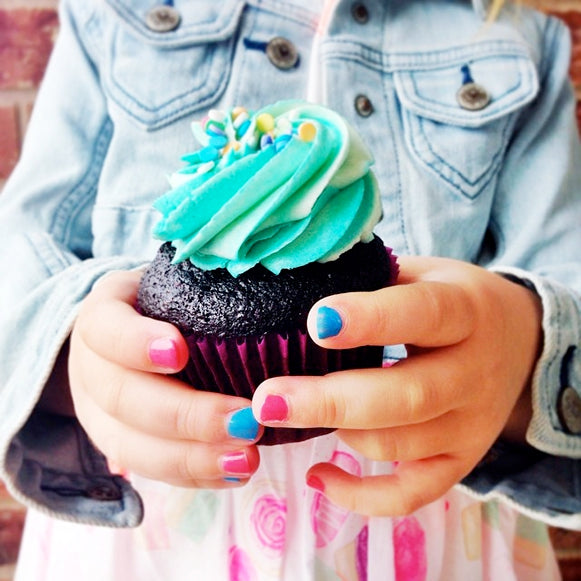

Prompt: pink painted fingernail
[
  {"left": 221, "top": 451, "right": 251, "bottom": 476},
  {"left": 149, "top": 337, "right": 178, "bottom": 368},
  {"left": 259, "top": 395, "right": 289, "bottom": 423},
  {"left": 306, "top": 474, "right": 325, "bottom": 493}
]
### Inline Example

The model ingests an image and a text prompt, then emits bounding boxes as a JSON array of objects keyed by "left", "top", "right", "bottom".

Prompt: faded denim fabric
[{"left": 0, "top": 0, "right": 580, "bottom": 529}]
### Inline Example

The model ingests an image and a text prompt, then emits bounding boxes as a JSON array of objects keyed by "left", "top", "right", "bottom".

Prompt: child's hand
[
  {"left": 252, "top": 256, "right": 542, "bottom": 516},
  {"left": 68, "top": 270, "right": 262, "bottom": 488}
]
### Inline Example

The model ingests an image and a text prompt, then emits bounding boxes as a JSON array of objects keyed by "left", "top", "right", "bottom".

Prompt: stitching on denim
[
  {"left": 247, "top": 0, "right": 320, "bottom": 29},
  {"left": 232, "top": 5, "right": 255, "bottom": 107},
  {"left": 540, "top": 279, "right": 565, "bottom": 438},
  {"left": 24, "top": 233, "right": 72, "bottom": 278},
  {"left": 107, "top": 35, "right": 235, "bottom": 129},
  {"left": 322, "top": 39, "right": 531, "bottom": 73},
  {"left": 50, "top": 119, "right": 113, "bottom": 246},
  {"left": 404, "top": 57, "right": 533, "bottom": 124},
  {"left": 105, "top": 0, "right": 244, "bottom": 43},
  {"left": 407, "top": 110, "right": 512, "bottom": 199},
  {"left": 382, "top": 81, "right": 411, "bottom": 255}
]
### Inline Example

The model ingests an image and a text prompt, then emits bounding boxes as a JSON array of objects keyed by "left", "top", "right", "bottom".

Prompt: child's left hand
[{"left": 252, "top": 256, "right": 543, "bottom": 516}]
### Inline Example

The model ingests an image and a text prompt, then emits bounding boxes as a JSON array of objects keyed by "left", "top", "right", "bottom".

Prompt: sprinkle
[
  {"left": 233, "top": 111, "right": 250, "bottom": 129},
  {"left": 205, "top": 121, "right": 226, "bottom": 135},
  {"left": 256, "top": 113, "right": 275, "bottom": 134},
  {"left": 198, "top": 146, "right": 220, "bottom": 162},
  {"left": 276, "top": 117, "right": 292, "bottom": 135},
  {"left": 208, "top": 109, "right": 226, "bottom": 123},
  {"left": 222, "top": 141, "right": 241, "bottom": 155},
  {"left": 181, "top": 152, "right": 202, "bottom": 163},
  {"left": 245, "top": 133, "right": 259, "bottom": 150},
  {"left": 231, "top": 106, "right": 247, "bottom": 121},
  {"left": 274, "top": 133, "right": 292, "bottom": 152},
  {"left": 236, "top": 119, "right": 251, "bottom": 138},
  {"left": 209, "top": 134, "right": 229, "bottom": 149},
  {"left": 298, "top": 121, "right": 317, "bottom": 142},
  {"left": 260, "top": 134, "right": 274, "bottom": 149}
]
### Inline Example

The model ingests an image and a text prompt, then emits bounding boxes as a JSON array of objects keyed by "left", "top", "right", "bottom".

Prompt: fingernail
[
  {"left": 259, "top": 394, "right": 288, "bottom": 423},
  {"left": 317, "top": 306, "right": 342, "bottom": 339},
  {"left": 227, "top": 408, "right": 260, "bottom": 441},
  {"left": 221, "top": 451, "right": 251, "bottom": 476},
  {"left": 306, "top": 474, "right": 325, "bottom": 493},
  {"left": 224, "top": 477, "right": 242, "bottom": 483},
  {"left": 149, "top": 337, "right": 178, "bottom": 368}
]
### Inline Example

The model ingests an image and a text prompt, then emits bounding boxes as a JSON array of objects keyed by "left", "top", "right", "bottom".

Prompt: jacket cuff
[
  {"left": 6, "top": 411, "right": 143, "bottom": 528},
  {"left": 492, "top": 266, "right": 581, "bottom": 457},
  {"left": 0, "top": 255, "right": 147, "bottom": 526}
]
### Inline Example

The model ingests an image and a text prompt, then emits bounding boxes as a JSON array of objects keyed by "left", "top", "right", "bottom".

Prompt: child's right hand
[{"left": 68, "top": 270, "right": 262, "bottom": 488}]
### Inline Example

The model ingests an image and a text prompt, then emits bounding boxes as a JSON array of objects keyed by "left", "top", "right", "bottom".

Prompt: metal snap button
[
  {"left": 351, "top": 2, "right": 370, "bottom": 24},
  {"left": 355, "top": 94, "right": 374, "bottom": 117},
  {"left": 456, "top": 82, "right": 491, "bottom": 111},
  {"left": 558, "top": 387, "right": 581, "bottom": 434},
  {"left": 145, "top": 5, "right": 181, "bottom": 33},
  {"left": 86, "top": 484, "right": 122, "bottom": 502},
  {"left": 266, "top": 37, "right": 299, "bottom": 70}
]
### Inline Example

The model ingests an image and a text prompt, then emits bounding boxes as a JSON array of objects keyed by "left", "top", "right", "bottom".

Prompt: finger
[
  {"left": 76, "top": 270, "right": 189, "bottom": 373},
  {"left": 253, "top": 351, "right": 465, "bottom": 430},
  {"left": 74, "top": 342, "right": 262, "bottom": 443},
  {"left": 307, "top": 266, "right": 476, "bottom": 350},
  {"left": 336, "top": 410, "right": 477, "bottom": 463},
  {"left": 305, "top": 455, "right": 468, "bottom": 517},
  {"left": 77, "top": 396, "right": 260, "bottom": 486}
]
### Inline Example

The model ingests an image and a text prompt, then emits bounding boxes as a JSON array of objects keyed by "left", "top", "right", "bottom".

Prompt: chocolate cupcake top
[
  {"left": 151, "top": 101, "right": 383, "bottom": 276},
  {"left": 139, "top": 237, "right": 395, "bottom": 338}
]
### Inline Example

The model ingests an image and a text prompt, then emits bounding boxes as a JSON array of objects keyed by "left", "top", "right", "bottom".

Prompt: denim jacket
[{"left": 1, "top": 0, "right": 580, "bottom": 530}]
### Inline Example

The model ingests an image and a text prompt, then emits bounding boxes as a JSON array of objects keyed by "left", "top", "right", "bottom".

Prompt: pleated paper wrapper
[{"left": 178, "top": 329, "right": 384, "bottom": 445}]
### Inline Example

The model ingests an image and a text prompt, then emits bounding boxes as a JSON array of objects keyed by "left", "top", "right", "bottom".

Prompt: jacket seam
[{"left": 49, "top": 118, "right": 113, "bottom": 249}]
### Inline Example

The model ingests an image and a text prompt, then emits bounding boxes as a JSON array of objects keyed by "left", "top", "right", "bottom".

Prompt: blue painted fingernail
[
  {"left": 224, "top": 477, "right": 242, "bottom": 483},
  {"left": 317, "top": 306, "right": 343, "bottom": 339},
  {"left": 227, "top": 407, "right": 260, "bottom": 440}
]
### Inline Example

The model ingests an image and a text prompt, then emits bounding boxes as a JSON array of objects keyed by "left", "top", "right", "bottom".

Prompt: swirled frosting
[{"left": 152, "top": 100, "right": 382, "bottom": 276}]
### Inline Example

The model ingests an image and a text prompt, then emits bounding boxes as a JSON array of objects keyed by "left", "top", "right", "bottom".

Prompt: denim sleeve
[
  {"left": 0, "top": 0, "right": 144, "bottom": 527},
  {"left": 465, "top": 17, "right": 581, "bottom": 530}
]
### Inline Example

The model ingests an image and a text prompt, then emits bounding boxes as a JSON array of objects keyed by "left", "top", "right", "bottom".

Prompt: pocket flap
[
  {"left": 105, "top": 0, "right": 244, "bottom": 47},
  {"left": 394, "top": 42, "right": 539, "bottom": 127}
]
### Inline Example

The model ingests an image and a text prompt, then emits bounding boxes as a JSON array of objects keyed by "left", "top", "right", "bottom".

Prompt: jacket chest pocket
[
  {"left": 393, "top": 43, "right": 539, "bottom": 200},
  {"left": 103, "top": 0, "right": 244, "bottom": 130}
]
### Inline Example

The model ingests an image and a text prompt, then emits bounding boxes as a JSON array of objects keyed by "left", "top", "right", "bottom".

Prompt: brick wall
[{"left": 0, "top": 0, "right": 580, "bottom": 579}]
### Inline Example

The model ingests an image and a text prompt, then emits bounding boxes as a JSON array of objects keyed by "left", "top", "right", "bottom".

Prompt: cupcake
[{"left": 137, "top": 101, "right": 398, "bottom": 445}]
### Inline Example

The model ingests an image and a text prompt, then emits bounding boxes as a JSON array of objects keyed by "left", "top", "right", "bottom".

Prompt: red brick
[
  {"left": 0, "top": 8, "right": 59, "bottom": 90},
  {"left": 0, "top": 106, "right": 20, "bottom": 181},
  {"left": 0, "top": 509, "right": 24, "bottom": 566},
  {"left": 549, "top": 11, "right": 581, "bottom": 86},
  {"left": 560, "top": 560, "right": 581, "bottom": 581}
]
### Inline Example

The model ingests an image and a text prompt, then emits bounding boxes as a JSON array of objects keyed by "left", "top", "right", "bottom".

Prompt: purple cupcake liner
[
  {"left": 178, "top": 329, "right": 385, "bottom": 446},
  {"left": 385, "top": 246, "right": 399, "bottom": 284}
]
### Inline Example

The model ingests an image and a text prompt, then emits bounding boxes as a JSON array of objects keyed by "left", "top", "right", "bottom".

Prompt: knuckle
[
  {"left": 402, "top": 375, "right": 436, "bottom": 422},
  {"left": 415, "top": 282, "right": 476, "bottom": 341},
  {"left": 100, "top": 375, "right": 126, "bottom": 418},
  {"left": 177, "top": 449, "right": 196, "bottom": 481},
  {"left": 177, "top": 447, "right": 212, "bottom": 482},
  {"left": 170, "top": 397, "right": 206, "bottom": 440},
  {"left": 362, "top": 431, "right": 401, "bottom": 461},
  {"left": 416, "top": 283, "right": 450, "bottom": 332},
  {"left": 367, "top": 293, "right": 391, "bottom": 336},
  {"left": 397, "top": 487, "right": 430, "bottom": 516},
  {"left": 319, "top": 387, "right": 347, "bottom": 427}
]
